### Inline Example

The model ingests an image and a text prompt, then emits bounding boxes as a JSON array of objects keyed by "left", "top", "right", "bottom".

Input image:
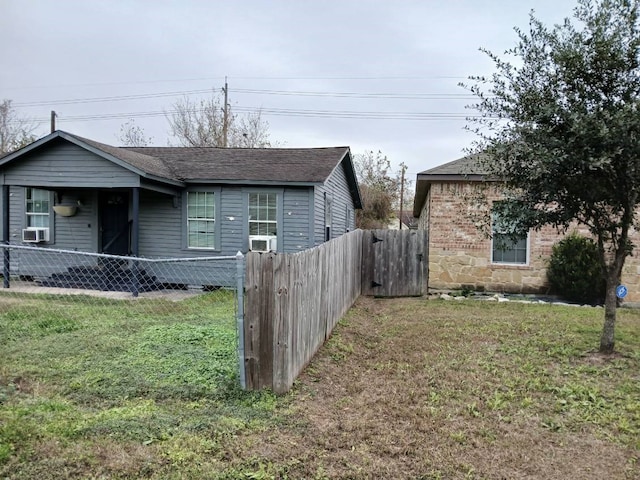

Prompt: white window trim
[
  {"left": 248, "top": 192, "right": 278, "bottom": 239},
  {"left": 24, "top": 187, "right": 54, "bottom": 243},
  {"left": 243, "top": 188, "right": 283, "bottom": 253},
  {"left": 183, "top": 188, "right": 220, "bottom": 251}
]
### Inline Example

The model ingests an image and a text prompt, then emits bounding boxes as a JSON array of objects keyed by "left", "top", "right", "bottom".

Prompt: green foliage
[
  {"left": 547, "top": 233, "right": 606, "bottom": 304},
  {"left": 0, "top": 99, "right": 38, "bottom": 155},
  {"left": 354, "top": 150, "right": 413, "bottom": 229},
  {"left": 354, "top": 150, "right": 403, "bottom": 229},
  {"left": 462, "top": 0, "right": 640, "bottom": 351}
]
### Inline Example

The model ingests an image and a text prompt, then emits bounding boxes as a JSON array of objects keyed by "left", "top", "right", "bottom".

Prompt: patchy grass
[
  {"left": 229, "top": 298, "right": 640, "bottom": 479},
  {"left": 1, "top": 295, "right": 639, "bottom": 479}
]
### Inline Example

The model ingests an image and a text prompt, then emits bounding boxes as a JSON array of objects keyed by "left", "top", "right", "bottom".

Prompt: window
[
  {"left": 26, "top": 188, "right": 51, "bottom": 228},
  {"left": 187, "top": 191, "right": 215, "bottom": 249},
  {"left": 324, "top": 195, "right": 332, "bottom": 241},
  {"left": 249, "top": 193, "right": 277, "bottom": 236},
  {"left": 491, "top": 209, "right": 528, "bottom": 264}
]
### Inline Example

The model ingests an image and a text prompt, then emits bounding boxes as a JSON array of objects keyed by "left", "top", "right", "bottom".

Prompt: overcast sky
[{"left": 1, "top": 0, "right": 578, "bottom": 182}]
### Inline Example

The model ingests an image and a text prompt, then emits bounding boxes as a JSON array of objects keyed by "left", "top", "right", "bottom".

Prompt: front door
[{"left": 99, "top": 192, "right": 130, "bottom": 255}]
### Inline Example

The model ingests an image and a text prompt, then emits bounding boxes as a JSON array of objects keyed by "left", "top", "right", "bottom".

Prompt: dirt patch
[{"left": 231, "top": 297, "right": 640, "bottom": 479}]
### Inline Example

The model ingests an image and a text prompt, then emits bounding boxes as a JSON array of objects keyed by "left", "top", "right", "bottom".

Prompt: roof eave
[
  {"left": 183, "top": 179, "right": 320, "bottom": 187},
  {"left": 0, "top": 131, "right": 184, "bottom": 187},
  {"left": 327, "top": 148, "right": 362, "bottom": 209},
  {"left": 0, "top": 130, "right": 62, "bottom": 166},
  {"left": 412, "top": 173, "right": 492, "bottom": 217}
]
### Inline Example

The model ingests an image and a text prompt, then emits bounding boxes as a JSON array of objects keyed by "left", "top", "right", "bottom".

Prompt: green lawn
[
  {"left": 1, "top": 294, "right": 639, "bottom": 479},
  {"left": 0, "top": 291, "right": 278, "bottom": 479}
]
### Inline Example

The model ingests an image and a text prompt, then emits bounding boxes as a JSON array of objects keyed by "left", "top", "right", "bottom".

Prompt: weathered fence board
[
  {"left": 244, "top": 230, "right": 363, "bottom": 393},
  {"left": 244, "top": 228, "right": 428, "bottom": 393},
  {"left": 361, "top": 229, "right": 428, "bottom": 297}
]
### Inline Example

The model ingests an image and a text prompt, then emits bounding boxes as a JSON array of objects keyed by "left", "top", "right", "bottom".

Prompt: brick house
[{"left": 413, "top": 155, "right": 640, "bottom": 302}]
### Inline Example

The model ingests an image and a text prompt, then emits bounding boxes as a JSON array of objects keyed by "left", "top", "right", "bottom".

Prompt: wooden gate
[{"left": 361, "top": 229, "right": 428, "bottom": 297}]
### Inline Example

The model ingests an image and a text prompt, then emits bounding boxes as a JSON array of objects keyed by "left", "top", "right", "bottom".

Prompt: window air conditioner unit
[
  {"left": 22, "top": 227, "right": 49, "bottom": 243},
  {"left": 249, "top": 235, "right": 277, "bottom": 252}
]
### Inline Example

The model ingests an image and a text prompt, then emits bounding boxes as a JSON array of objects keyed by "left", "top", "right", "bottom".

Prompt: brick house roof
[{"left": 413, "top": 154, "right": 490, "bottom": 217}]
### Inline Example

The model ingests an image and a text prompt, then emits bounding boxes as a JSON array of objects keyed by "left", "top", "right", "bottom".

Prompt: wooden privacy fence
[
  {"left": 243, "top": 228, "right": 428, "bottom": 393},
  {"left": 244, "top": 230, "right": 363, "bottom": 393},
  {"left": 361, "top": 229, "right": 429, "bottom": 297}
]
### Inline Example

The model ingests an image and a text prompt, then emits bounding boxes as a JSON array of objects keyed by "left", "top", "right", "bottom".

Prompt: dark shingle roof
[
  {"left": 68, "top": 134, "right": 180, "bottom": 181},
  {"left": 0, "top": 131, "right": 361, "bottom": 207},
  {"left": 417, "top": 154, "right": 487, "bottom": 176},
  {"left": 124, "top": 146, "right": 350, "bottom": 183}
]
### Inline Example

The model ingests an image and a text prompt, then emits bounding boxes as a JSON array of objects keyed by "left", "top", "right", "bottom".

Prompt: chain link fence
[{"left": 0, "top": 243, "right": 246, "bottom": 389}]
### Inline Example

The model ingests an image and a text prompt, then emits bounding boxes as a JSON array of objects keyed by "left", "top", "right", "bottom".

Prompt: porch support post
[
  {"left": 2, "top": 185, "right": 10, "bottom": 289},
  {"left": 132, "top": 187, "right": 140, "bottom": 257},
  {"left": 131, "top": 187, "right": 140, "bottom": 297}
]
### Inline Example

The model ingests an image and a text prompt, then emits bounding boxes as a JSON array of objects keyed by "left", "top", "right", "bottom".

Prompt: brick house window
[{"left": 491, "top": 209, "right": 528, "bottom": 265}]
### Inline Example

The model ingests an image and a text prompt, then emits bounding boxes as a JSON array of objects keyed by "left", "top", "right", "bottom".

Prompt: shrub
[{"left": 547, "top": 233, "right": 605, "bottom": 304}]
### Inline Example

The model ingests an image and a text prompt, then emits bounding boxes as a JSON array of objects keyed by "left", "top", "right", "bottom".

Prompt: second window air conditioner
[{"left": 249, "top": 235, "right": 277, "bottom": 252}]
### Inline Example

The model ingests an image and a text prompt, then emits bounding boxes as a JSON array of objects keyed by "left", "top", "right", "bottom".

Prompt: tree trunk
[{"left": 600, "top": 273, "right": 618, "bottom": 354}]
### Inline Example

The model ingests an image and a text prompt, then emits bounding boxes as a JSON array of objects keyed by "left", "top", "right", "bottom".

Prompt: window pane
[
  {"left": 187, "top": 191, "right": 215, "bottom": 248},
  {"left": 28, "top": 215, "right": 48, "bottom": 228},
  {"left": 248, "top": 193, "right": 277, "bottom": 243},
  {"left": 492, "top": 233, "right": 527, "bottom": 264},
  {"left": 26, "top": 188, "right": 50, "bottom": 230}
]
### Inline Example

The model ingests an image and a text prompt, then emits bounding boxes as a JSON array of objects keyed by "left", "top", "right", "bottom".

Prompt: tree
[
  {"left": 117, "top": 119, "right": 153, "bottom": 147},
  {"left": 0, "top": 99, "right": 38, "bottom": 155},
  {"left": 462, "top": 0, "right": 640, "bottom": 353},
  {"left": 354, "top": 150, "right": 402, "bottom": 229},
  {"left": 167, "top": 92, "right": 273, "bottom": 148}
]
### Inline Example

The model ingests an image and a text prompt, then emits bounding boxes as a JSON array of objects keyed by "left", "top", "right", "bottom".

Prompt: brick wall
[{"left": 420, "top": 181, "right": 640, "bottom": 302}]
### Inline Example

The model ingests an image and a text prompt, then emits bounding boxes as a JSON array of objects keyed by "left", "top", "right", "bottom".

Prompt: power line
[
  {"left": 14, "top": 87, "right": 478, "bottom": 109},
  {"left": 22, "top": 106, "right": 485, "bottom": 124},
  {"left": 3, "top": 74, "right": 468, "bottom": 91},
  {"left": 14, "top": 89, "right": 217, "bottom": 107}
]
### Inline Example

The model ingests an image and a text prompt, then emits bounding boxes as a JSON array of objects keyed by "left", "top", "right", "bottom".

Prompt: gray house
[{"left": 0, "top": 131, "right": 361, "bottom": 289}]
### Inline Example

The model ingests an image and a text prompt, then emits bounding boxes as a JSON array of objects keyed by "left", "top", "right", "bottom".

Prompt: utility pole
[
  {"left": 399, "top": 163, "right": 406, "bottom": 230},
  {"left": 222, "top": 78, "right": 229, "bottom": 147},
  {"left": 50, "top": 111, "right": 57, "bottom": 133}
]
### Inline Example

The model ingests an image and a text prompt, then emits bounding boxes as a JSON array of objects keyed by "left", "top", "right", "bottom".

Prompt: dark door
[{"left": 99, "top": 192, "right": 130, "bottom": 255}]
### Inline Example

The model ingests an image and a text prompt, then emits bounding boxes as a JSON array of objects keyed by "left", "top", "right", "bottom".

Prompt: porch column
[
  {"left": 132, "top": 187, "right": 139, "bottom": 257},
  {"left": 2, "top": 185, "right": 10, "bottom": 288},
  {"left": 131, "top": 187, "right": 140, "bottom": 297}
]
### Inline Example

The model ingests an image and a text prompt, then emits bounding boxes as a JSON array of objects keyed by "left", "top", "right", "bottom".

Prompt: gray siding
[
  {"left": 325, "top": 161, "right": 355, "bottom": 236},
  {"left": 219, "top": 187, "right": 245, "bottom": 255},
  {"left": 282, "top": 187, "right": 313, "bottom": 252},
  {"left": 137, "top": 186, "right": 309, "bottom": 258},
  {"left": 2, "top": 142, "right": 140, "bottom": 188},
  {"left": 8, "top": 186, "right": 23, "bottom": 243},
  {"left": 53, "top": 191, "right": 97, "bottom": 251},
  {"left": 7, "top": 187, "right": 98, "bottom": 251},
  {"left": 312, "top": 161, "right": 357, "bottom": 245},
  {"left": 138, "top": 190, "right": 182, "bottom": 257}
]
